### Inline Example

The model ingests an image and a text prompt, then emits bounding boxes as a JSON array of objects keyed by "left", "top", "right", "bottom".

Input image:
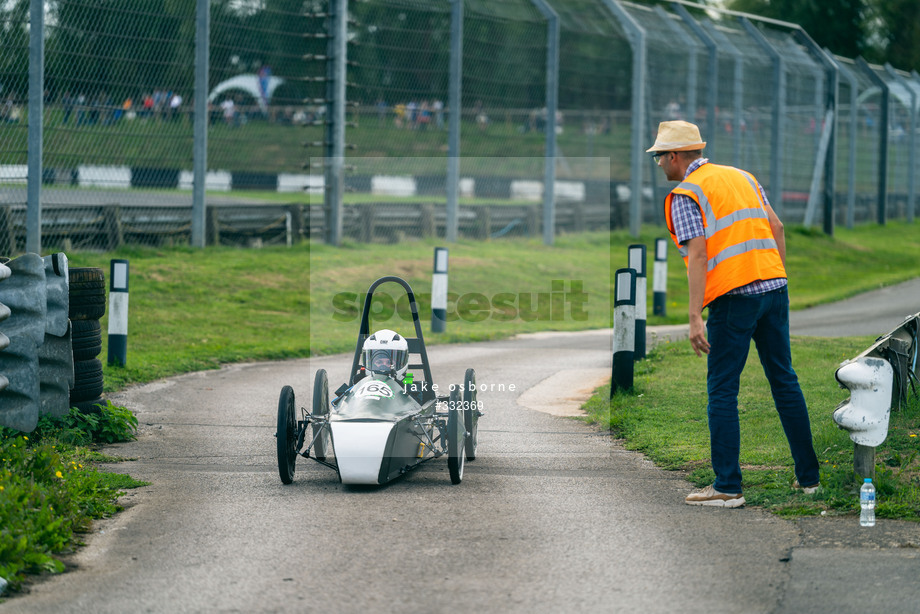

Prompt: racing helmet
[{"left": 362, "top": 329, "right": 409, "bottom": 379}]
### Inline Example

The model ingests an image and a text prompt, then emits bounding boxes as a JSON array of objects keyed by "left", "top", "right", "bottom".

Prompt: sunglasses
[{"left": 652, "top": 151, "right": 672, "bottom": 161}]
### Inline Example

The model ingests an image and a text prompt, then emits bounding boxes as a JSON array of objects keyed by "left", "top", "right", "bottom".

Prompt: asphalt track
[{"left": 3, "top": 280, "right": 919, "bottom": 614}]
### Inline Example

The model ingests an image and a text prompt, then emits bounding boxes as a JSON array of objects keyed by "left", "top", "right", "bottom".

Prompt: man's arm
[
  {"left": 686, "top": 235, "right": 710, "bottom": 357},
  {"left": 762, "top": 196, "right": 786, "bottom": 266}
]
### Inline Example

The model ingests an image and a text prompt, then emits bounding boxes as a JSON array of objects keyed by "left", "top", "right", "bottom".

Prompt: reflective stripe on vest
[{"left": 664, "top": 164, "right": 785, "bottom": 305}]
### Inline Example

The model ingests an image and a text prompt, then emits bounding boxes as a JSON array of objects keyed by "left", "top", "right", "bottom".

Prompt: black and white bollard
[
  {"left": 611, "top": 268, "right": 636, "bottom": 397},
  {"left": 431, "top": 247, "right": 448, "bottom": 333},
  {"left": 107, "top": 259, "right": 129, "bottom": 367},
  {"left": 653, "top": 238, "right": 668, "bottom": 317},
  {"left": 628, "top": 244, "right": 647, "bottom": 360}
]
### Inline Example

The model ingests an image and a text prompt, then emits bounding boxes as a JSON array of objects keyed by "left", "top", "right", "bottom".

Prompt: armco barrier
[
  {"left": 0, "top": 260, "right": 10, "bottom": 393},
  {"left": 38, "top": 253, "right": 73, "bottom": 418},
  {"left": 0, "top": 254, "right": 47, "bottom": 432},
  {"left": 832, "top": 311, "right": 920, "bottom": 477}
]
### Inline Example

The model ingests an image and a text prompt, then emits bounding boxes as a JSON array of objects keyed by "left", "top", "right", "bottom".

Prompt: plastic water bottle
[{"left": 860, "top": 478, "right": 876, "bottom": 527}]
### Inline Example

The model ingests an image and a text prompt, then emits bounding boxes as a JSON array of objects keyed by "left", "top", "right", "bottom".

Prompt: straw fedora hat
[{"left": 646, "top": 120, "right": 707, "bottom": 153}]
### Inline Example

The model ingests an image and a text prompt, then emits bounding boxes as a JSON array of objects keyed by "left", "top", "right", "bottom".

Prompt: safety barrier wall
[
  {"left": 0, "top": 0, "right": 917, "bottom": 252},
  {"left": 0, "top": 252, "right": 73, "bottom": 431}
]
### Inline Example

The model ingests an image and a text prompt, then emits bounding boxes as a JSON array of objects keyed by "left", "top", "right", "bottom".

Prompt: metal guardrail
[{"left": 832, "top": 310, "right": 920, "bottom": 478}]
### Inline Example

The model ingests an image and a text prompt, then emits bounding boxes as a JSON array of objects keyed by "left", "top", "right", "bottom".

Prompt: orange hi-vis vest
[{"left": 664, "top": 163, "right": 786, "bottom": 308}]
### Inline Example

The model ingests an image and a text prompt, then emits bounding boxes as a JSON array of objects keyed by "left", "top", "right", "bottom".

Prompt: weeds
[{"left": 0, "top": 403, "right": 146, "bottom": 593}]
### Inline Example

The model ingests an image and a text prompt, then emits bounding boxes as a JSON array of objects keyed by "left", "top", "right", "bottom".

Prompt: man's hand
[{"left": 689, "top": 313, "right": 709, "bottom": 357}]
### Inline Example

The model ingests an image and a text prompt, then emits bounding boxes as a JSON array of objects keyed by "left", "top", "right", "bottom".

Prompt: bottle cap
[{"left": 864, "top": 478, "right": 872, "bottom": 483}]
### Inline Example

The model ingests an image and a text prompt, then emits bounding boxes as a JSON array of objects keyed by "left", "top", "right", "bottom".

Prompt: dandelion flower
[{"left": 55, "top": 470, "right": 63, "bottom": 479}]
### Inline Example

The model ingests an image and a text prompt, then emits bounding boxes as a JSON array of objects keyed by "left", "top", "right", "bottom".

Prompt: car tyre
[
  {"left": 463, "top": 368, "right": 479, "bottom": 461},
  {"left": 276, "top": 385, "right": 297, "bottom": 484},
  {"left": 447, "top": 387, "right": 465, "bottom": 485},
  {"left": 312, "top": 370, "right": 331, "bottom": 461}
]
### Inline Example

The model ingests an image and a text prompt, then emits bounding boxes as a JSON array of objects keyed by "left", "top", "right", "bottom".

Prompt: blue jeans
[{"left": 705, "top": 287, "right": 820, "bottom": 494}]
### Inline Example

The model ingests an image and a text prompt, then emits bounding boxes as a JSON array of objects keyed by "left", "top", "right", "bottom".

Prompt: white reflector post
[
  {"left": 653, "top": 238, "right": 668, "bottom": 317},
  {"left": 611, "top": 268, "right": 636, "bottom": 397},
  {"left": 431, "top": 247, "right": 448, "bottom": 333},
  {"left": 108, "top": 259, "right": 129, "bottom": 367},
  {"left": 628, "top": 244, "right": 647, "bottom": 360}
]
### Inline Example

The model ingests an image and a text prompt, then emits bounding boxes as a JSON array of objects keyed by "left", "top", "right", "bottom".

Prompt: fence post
[
  {"left": 191, "top": 0, "right": 210, "bottom": 248},
  {"left": 603, "top": 0, "right": 646, "bottom": 239},
  {"left": 528, "top": 0, "right": 559, "bottom": 246},
  {"left": 856, "top": 57, "right": 889, "bottom": 226},
  {"left": 741, "top": 18, "right": 785, "bottom": 216},
  {"left": 611, "top": 268, "right": 636, "bottom": 397},
  {"left": 26, "top": 0, "right": 44, "bottom": 254},
  {"left": 653, "top": 238, "right": 668, "bottom": 317},
  {"left": 431, "top": 247, "right": 448, "bottom": 333},
  {"left": 887, "top": 64, "right": 916, "bottom": 224},
  {"left": 628, "top": 244, "right": 647, "bottom": 360},
  {"left": 445, "top": 0, "right": 462, "bottom": 243},
  {"left": 323, "top": 0, "right": 347, "bottom": 246},
  {"left": 673, "top": 4, "right": 718, "bottom": 162}
]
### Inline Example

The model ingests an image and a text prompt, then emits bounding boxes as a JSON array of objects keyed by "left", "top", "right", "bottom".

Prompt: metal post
[
  {"left": 26, "top": 0, "right": 44, "bottom": 254},
  {"left": 857, "top": 57, "right": 889, "bottom": 226},
  {"left": 887, "top": 65, "right": 916, "bottom": 224},
  {"left": 656, "top": 6, "right": 697, "bottom": 122},
  {"left": 431, "top": 247, "right": 448, "bottom": 333},
  {"left": 529, "top": 0, "right": 558, "bottom": 246},
  {"left": 628, "top": 244, "right": 647, "bottom": 360},
  {"left": 796, "top": 31, "right": 838, "bottom": 235},
  {"left": 324, "top": 0, "right": 347, "bottom": 246},
  {"left": 700, "top": 18, "right": 743, "bottom": 167},
  {"left": 611, "top": 268, "right": 636, "bottom": 397},
  {"left": 833, "top": 56, "right": 858, "bottom": 229},
  {"left": 653, "top": 238, "right": 668, "bottom": 317},
  {"left": 674, "top": 5, "right": 717, "bottom": 162},
  {"left": 446, "top": 0, "right": 463, "bottom": 243},
  {"left": 108, "top": 260, "right": 129, "bottom": 366},
  {"left": 742, "top": 18, "right": 785, "bottom": 215},
  {"left": 604, "top": 0, "right": 646, "bottom": 238},
  {"left": 191, "top": 0, "right": 209, "bottom": 248}
]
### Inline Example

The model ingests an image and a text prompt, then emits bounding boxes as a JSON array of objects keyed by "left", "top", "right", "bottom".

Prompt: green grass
[
  {"left": 0, "top": 402, "right": 147, "bottom": 593},
  {"left": 57, "top": 221, "right": 920, "bottom": 391},
  {"left": 584, "top": 337, "right": 920, "bottom": 521}
]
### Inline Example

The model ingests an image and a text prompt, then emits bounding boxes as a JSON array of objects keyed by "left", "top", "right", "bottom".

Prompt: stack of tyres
[{"left": 69, "top": 267, "right": 105, "bottom": 412}]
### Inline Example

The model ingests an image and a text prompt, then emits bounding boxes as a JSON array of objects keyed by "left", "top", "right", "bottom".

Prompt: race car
[{"left": 275, "top": 275, "right": 481, "bottom": 485}]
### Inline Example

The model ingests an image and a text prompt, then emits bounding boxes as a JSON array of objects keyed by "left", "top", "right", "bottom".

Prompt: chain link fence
[{"left": 0, "top": 0, "right": 918, "bottom": 253}]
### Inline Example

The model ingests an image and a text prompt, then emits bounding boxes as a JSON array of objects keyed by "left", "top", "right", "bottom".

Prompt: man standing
[{"left": 648, "top": 120, "right": 820, "bottom": 508}]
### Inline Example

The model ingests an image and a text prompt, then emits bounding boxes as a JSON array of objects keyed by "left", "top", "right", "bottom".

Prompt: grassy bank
[
  {"left": 56, "top": 221, "right": 920, "bottom": 390},
  {"left": 583, "top": 337, "right": 920, "bottom": 521}
]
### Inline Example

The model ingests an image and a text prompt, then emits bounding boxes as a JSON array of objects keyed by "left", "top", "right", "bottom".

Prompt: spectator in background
[
  {"left": 221, "top": 97, "right": 236, "bottom": 126},
  {"left": 169, "top": 92, "right": 183, "bottom": 121},
  {"left": 62, "top": 91, "right": 74, "bottom": 124},
  {"left": 433, "top": 99, "right": 444, "bottom": 130}
]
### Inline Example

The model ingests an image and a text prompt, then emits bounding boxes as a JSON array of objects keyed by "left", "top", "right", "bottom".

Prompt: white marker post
[
  {"left": 431, "top": 247, "right": 448, "bottom": 333},
  {"left": 107, "top": 259, "right": 129, "bottom": 366},
  {"left": 653, "top": 238, "right": 668, "bottom": 317},
  {"left": 628, "top": 244, "right": 647, "bottom": 360},
  {"left": 611, "top": 268, "right": 636, "bottom": 397}
]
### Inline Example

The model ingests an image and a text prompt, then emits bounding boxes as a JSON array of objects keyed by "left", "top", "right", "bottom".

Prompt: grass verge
[
  {"left": 582, "top": 338, "right": 920, "bottom": 521},
  {"left": 0, "top": 401, "right": 147, "bottom": 594},
  {"left": 56, "top": 221, "right": 920, "bottom": 391}
]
